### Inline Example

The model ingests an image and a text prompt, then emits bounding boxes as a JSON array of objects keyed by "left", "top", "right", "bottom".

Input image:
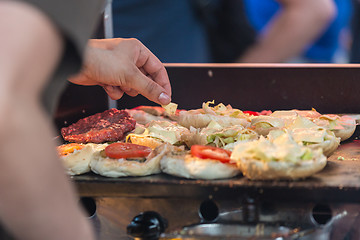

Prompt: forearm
[
  {"left": 0, "top": 98, "right": 94, "bottom": 240},
  {"left": 0, "top": 2, "right": 93, "bottom": 239},
  {"left": 239, "top": 0, "right": 335, "bottom": 63}
]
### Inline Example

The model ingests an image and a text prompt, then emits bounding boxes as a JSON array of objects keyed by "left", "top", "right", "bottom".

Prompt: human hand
[{"left": 69, "top": 38, "right": 172, "bottom": 105}]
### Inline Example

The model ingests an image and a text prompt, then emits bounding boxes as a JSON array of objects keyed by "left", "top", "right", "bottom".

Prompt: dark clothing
[
  {"left": 112, "top": 0, "right": 211, "bottom": 63},
  {"left": 112, "top": 0, "right": 255, "bottom": 63},
  {"left": 350, "top": 0, "right": 360, "bottom": 63},
  {"left": 19, "top": 0, "right": 105, "bottom": 113}
]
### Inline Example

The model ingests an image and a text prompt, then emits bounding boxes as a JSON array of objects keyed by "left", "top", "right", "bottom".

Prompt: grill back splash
[{"left": 55, "top": 64, "right": 360, "bottom": 240}]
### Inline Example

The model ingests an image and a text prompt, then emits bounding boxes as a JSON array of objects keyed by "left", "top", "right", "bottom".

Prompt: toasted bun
[
  {"left": 125, "top": 109, "right": 169, "bottom": 125},
  {"left": 293, "top": 109, "right": 321, "bottom": 119},
  {"left": 178, "top": 110, "right": 250, "bottom": 129},
  {"left": 90, "top": 143, "right": 168, "bottom": 177},
  {"left": 237, "top": 155, "right": 327, "bottom": 180},
  {"left": 289, "top": 128, "right": 340, "bottom": 157},
  {"left": 160, "top": 147, "right": 240, "bottom": 180},
  {"left": 57, "top": 143, "right": 107, "bottom": 175},
  {"left": 314, "top": 115, "right": 356, "bottom": 141},
  {"left": 135, "top": 106, "right": 164, "bottom": 116},
  {"left": 133, "top": 106, "right": 180, "bottom": 121},
  {"left": 308, "top": 135, "right": 340, "bottom": 157},
  {"left": 128, "top": 135, "right": 163, "bottom": 149},
  {"left": 333, "top": 115, "right": 356, "bottom": 141}
]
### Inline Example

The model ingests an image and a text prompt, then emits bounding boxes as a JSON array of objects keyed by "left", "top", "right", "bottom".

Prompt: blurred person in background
[
  {"left": 112, "top": 0, "right": 211, "bottom": 63},
  {"left": 112, "top": 0, "right": 336, "bottom": 63},
  {"left": 0, "top": 0, "right": 171, "bottom": 239},
  {"left": 244, "top": 0, "right": 352, "bottom": 63},
  {"left": 350, "top": 0, "right": 360, "bottom": 63}
]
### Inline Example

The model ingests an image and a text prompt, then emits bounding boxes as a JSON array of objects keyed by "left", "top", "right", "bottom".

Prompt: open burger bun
[
  {"left": 179, "top": 110, "right": 250, "bottom": 129},
  {"left": 57, "top": 143, "right": 107, "bottom": 175},
  {"left": 314, "top": 114, "right": 356, "bottom": 141},
  {"left": 178, "top": 101, "right": 250, "bottom": 129},
  {"left": 125, "top": 109, "right": 170, "bottom": 125},
  {"left": 90, "top": 142, "right": 169, "bottom": 177},
  {"left": 126, "top": 120, "right": 190, "bottom": 149},
  {"left": 231, "top": 134, "right": 327, "bottom": 180},
  {"left": 159, "top": 145, "right": 240, "bottom": 180},
  {"left": 236, "top": 155, "right": 327, "bottom": 180},
  {"left": 331, "top": 115, "right": 356, "bottom": 141}
]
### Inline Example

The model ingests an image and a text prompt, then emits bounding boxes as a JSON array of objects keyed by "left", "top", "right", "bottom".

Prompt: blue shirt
[
  {"left": 244, "top": 0, "right": 352, "bottom": 62},
  {"left": 112, "top": 0, "right": 211, "bottom": 63}
]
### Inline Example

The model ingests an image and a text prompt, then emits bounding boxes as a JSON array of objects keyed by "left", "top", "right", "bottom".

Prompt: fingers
[
  {"left": 102, "top": 85, "right": 139, "bottom": 100},
  {"left": 136, "top": 44, "right": 172, "bottom": 97},
  {"left": 129, "top": 67, "right": 171, "bottom": 105},
  {"left": 92, "top": 38, "right": 172, "bottom": 105},
  {"left": 102, "top": 85, "right": 124, "bottom": 100},
  {"left": 122, "top": 86, "right": 138, "bottom": 97}
]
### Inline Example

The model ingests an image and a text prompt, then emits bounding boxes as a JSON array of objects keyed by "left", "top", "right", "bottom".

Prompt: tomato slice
[
  {"left": 105, "top": 142, "right": 152, "bottom": 159},
  {"left": 190, "top": 145, "right": 233, "bottom": 164},
  {"left": 243, "top": 111, "right": 259, "bottom": 116}
]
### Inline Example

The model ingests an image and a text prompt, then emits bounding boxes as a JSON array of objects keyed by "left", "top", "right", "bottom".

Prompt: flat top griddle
[
  {"left": 74, "top": 139, "right": 360, "bottom": 203},
  {"left": 62, "top": 65, "right": 360, "bottom": 203}
]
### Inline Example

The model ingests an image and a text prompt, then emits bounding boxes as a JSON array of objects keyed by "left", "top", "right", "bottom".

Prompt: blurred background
[{"left": 106, "top": 0, "right": 360, "bottom": 64}]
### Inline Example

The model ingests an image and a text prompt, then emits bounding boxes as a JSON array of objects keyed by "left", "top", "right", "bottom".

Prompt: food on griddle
[
  {"left": 283, "top": 115, "right": 340, "bottom": 156},
  {"left": 293, "top": 109, "right": 322, "bottom": 119},
  {"left": 178, "top": 101, "right": 251, "bottom": 129},
  {"left": 125, "top": 104, "right": 182, "bottom": 126},
  {"left": 313, "top": 114, "right": 356, "bottom": 141},
  {"left": 126, "top": 120, "right": 190, "bottom": 149},
  {"left": 135, "top": 105, "right": 181, "bottom": 121},
  {"left": 250, "top": 116, "right": 285, "bottom": 136},
  {"left": 231, "top": 132, "right": 327, "bottom": 180},
  {"left": 58, "top": 101, "right": 356, "bottom": 180},
  {"left": 90, "top": 142, "right": 168, "bottom": 177},
  {"left": 57, "top": 143, "right": 108, "bottom": 175},
  {"left": 125, "top": 108, "right": 171, "bottom": 125},
  {"left": 61, "top": 108, "right": 136, "bottom": 143},
  {"left": 184, "top": 122, "right": 259, "bottom": 151},
  {"left": 270, "top": 109, "right": 356, "bottom": 141},
  {"left": 160, "top": 144, "right": 240, "bottom": 180}
]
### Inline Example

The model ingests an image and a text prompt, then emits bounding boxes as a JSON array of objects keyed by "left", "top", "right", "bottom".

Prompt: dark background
[{"left": 54, "top": 64, "right": 360, "bottom": 131}]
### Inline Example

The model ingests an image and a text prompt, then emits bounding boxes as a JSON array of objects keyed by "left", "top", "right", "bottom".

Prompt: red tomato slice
[
  {"left": 105, "top": 142, "right": 152, "bottom": 159},
  {"left": 191, "top": 145, "right": 233, "bottom": 164},
  {"left": 243, "top": 111, "right": 259, "bottom": 116}
]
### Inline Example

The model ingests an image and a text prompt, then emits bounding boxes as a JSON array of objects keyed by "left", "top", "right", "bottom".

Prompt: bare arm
[
  {"left": 239, "top": 0, "right": 336, "bottom": 63},
  {"left": 0, "top": 2, "right": 94, "bottom": 239},
  {"left": 69, "top": 38, "right": 172, "bottom": 105}
]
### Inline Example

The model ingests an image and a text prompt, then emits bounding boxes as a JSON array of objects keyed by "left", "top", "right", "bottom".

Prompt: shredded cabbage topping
[
  {"left": 197, "top": 123, "right": 258, "bottom": 148},
  {"left": 231, "top": 133, "right": 322, "bottom": 163},
  {"left": 127, "top": 121, "right": 188, "bottom": 145}
]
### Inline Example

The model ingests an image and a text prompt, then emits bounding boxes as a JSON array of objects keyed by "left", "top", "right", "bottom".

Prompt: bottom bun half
[
  {"left": 160, "top": 149, "right": 240, "bottom": 180},
  {"left": 237, "top": 155, "right": 327, "bottom": 180},
  {"left": 90, "top": 143, "right": 168, "bottom": 177},
  {"left": 58, "top": 143, "right": 107, "bottom": 176}
]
